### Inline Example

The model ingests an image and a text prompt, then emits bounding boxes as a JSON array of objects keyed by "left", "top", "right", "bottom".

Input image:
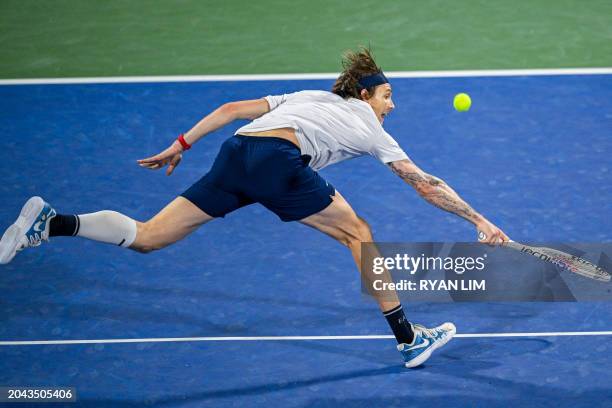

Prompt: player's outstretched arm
[
  {"left": 388, "top": 159, "right": 509, "bottom": 244},
  {"left": 180, "top": 99, "right": 271, "bottom": 146},
  {"left": 138, "top": 99, "right": 270, "bottom": 175}
]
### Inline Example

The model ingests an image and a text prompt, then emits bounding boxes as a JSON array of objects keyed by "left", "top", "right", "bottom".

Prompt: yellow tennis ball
[{"left": 453, "top": 93, "right": 472, "bottom": 112}]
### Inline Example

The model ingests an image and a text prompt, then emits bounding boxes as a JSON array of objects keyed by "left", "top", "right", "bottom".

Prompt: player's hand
[
  {"left": 137, "top": 141, "right": 183, "bottom": 176},
  {"left": 476, "top": 219, "right": 510, "bottom": 245}
]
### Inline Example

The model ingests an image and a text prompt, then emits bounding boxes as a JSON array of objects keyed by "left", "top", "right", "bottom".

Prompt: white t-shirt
[{"left": 235, "top": 90, "right": 408, "bottom": 171}]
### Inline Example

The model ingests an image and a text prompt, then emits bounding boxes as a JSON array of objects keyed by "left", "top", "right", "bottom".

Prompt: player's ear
[{"left": 360, "top": 88, "right": 370, "bottom": 100}]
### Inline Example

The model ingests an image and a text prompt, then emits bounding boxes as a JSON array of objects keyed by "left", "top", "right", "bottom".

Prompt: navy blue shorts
[{"left": 181, "top": 135, "right": 335, "bottom": 222}]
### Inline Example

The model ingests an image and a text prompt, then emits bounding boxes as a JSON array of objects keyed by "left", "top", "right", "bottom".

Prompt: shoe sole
[
  {"left": 404, "top": 323, "right": 457, "bottom": 368},
  {"left": 0, "top": 196, "right": 44, "bottom": 264}
]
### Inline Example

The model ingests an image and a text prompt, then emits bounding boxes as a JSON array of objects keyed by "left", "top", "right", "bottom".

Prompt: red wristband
[{"left": 177, "top": 133, "right": 191, "bottom": 150}]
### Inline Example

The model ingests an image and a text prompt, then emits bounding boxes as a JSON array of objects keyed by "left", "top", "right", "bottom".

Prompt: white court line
[
  {"left": 1, "top": 331, "right": 611, "bottom": 346},
  {"left": 1, "top": 68, "right": 611, "bottom": 85}
]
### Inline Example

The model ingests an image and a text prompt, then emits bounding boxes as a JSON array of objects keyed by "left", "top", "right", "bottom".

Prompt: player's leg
[
  {"left": 52, "top": 196, "right": 214, "bottom": 253},
  {"left": 300, "top": 192, "right": 456, "bottom": 368},
  {"left": 130, "top": 196, "right": 214, "bottom": 253},
  {"left": 1, "top": 137, "right": 253, "bottom": 264},
  {"left": 299, "top": 191, "right": 400, "bottom": 312},
  {"left": 253, "top": 148, "right": 430, "bottom": 353},
  {"left": 0, "top": 195, "right": 214, "bottom": 263}
]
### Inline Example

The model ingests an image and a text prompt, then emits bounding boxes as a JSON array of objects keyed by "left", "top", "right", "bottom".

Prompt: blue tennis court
[{"left": 1, "top": 74, "right": 611, "bottom": 406}]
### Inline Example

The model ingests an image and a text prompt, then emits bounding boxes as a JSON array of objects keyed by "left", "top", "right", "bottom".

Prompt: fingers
[
  {"left": 137, "top": 151, "right": 173, "bottom": 166},
  {"left": 490, "top": 230, "right": 505, "bottom": 245},
  {"left": 138, "top": 143, "right": 183, "bottom": 167},
  {"left": 166, "top": 154, "right": 182, "bottom": 176},
  {"left": 138, "top": 160, "right": 162, "bottom": 170},
  {"left": 493, "top": 232, "right": 510, "bottom": 244},
  {"left": 137, "top": 155, "right": 162, "bottom": 165},
  {"left": 137, "top": 157, "right": 161, "bottom": 169},
  {"left": 490, "top": 228, "right": 510, "bottom": 243},
  {"left": 137, "top": 154, "right": 175, "bottom": 170}
]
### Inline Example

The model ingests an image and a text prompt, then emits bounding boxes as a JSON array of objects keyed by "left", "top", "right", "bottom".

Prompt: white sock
[{"left": 76, "top": 211, "right": 137, "bottom": 248}]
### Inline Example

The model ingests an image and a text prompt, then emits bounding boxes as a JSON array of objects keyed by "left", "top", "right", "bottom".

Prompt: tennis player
[{"left": 0, "top": 48, "right": 508, "bottom": 368}]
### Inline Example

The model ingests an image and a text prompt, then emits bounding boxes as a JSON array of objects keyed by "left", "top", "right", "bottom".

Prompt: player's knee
[
  {"left": 344, "top": 216, "right": 373, "bottom": 248},
  {"left": 131, "top": 220, "right": 166, "bottom": 254},
  {"left": 357, "top": 216, "right": 373, "bottom": 241}
]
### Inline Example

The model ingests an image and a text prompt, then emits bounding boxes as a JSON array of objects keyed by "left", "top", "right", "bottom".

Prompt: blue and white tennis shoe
[
  {"left": 0, "top": 196, "right": 56, "bottom": 264},
  {"left": 398, "top": 322, "right": 456, "bottom": 368}
]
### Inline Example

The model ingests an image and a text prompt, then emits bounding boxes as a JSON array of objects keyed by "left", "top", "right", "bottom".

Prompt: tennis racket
[{"left": 477, "top": 232, "right": 611, "bottom": 282}]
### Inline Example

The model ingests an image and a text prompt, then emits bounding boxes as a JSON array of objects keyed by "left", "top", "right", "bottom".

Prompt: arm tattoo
[{"left": 388, "top": 160, "right": 481, "bottom": 223}]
